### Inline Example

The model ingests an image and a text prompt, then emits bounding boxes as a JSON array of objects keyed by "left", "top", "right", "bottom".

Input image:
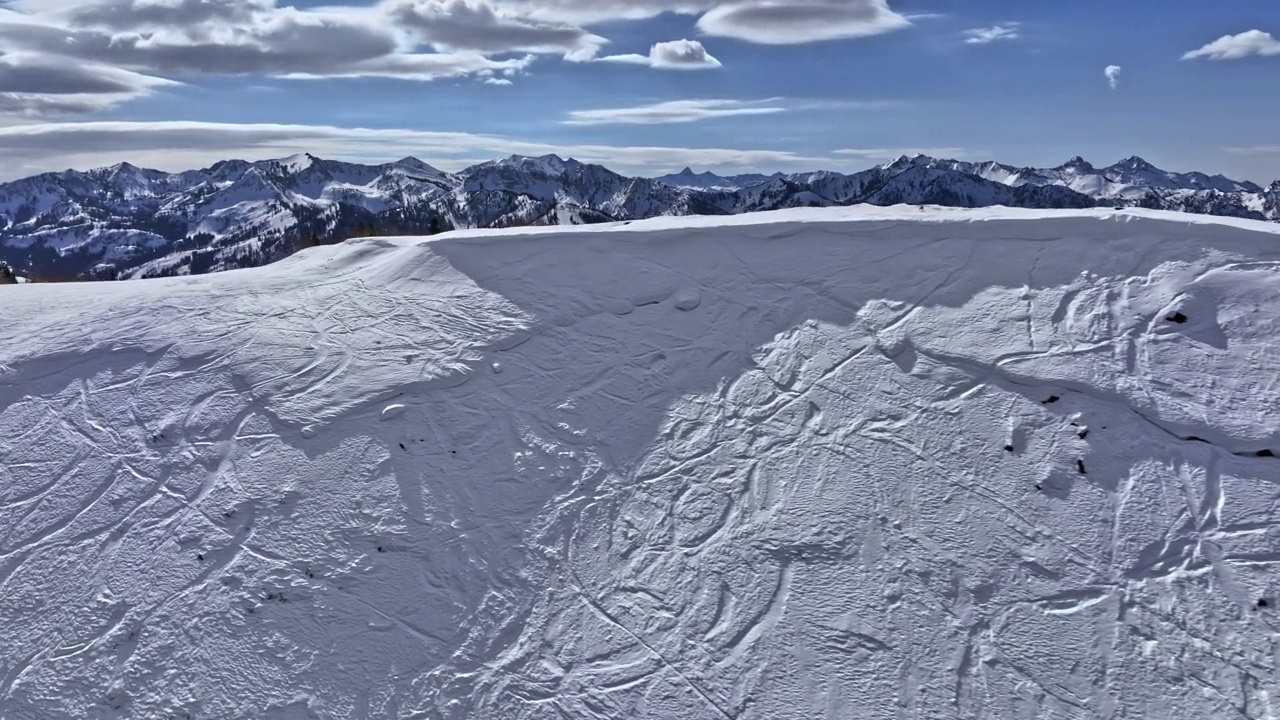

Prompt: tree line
[{"left": 3, "top": 209, "right": 453, "bottom": 283}]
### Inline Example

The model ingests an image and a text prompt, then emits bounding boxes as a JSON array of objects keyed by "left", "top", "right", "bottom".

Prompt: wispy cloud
[
  {"left": 1105, "top": 64, "right": 1122, "bottom": 89},
  {"left": 0, "top": 0, "right": 924, "bottom": 117},
  {"left": 696, "top": 0, "right": 912, "bottom": 45},
  {"left": 962, "top": 23, "right": 1019, "bottom": 45},
  {"left": 0, "top": 0, "right": 544, "bottom": 117},
  {"left": 0, "top": 120, "right": 839, "bottom": 179},
  {"left": 563, "top": 98, "right": 785, "bottom": 126},
  {"left": 834, "top": 147, "right": 967, "bottom": 160},
  {"left": 1182, "top": 30, "right": 1280, "bottom": 60},
  {"left": 795, "top": 98, "right": 904, "bottom": 111},
  {"left": 0, "top": 53, "right": 177, "bottom": 116},
  {"left": 598, "top": 39, "right": 721, "bottom": 70},
  {"left": 1223, "top": 145, "right": 1280, "bottom": 155},
  {"left": 388, "top": 0, "right": 606, "bottom": 59}
]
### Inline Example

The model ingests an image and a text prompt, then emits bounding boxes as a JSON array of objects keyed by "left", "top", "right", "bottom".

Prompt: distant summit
[
  {"left": 391, "top": 157, "right": 446, "bottom": 176},
  {"left": 1057, "top": 156, "right": 1095, "bottom": 172},
  {"left": 0, "top": 152, "right": 1274, "bottom": 281},
  {"left": 655, "top": 167, "right": 742, "bottom": 190}
]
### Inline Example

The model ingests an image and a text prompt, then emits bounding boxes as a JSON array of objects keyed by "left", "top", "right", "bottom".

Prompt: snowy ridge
[
  {"left": 653, "top": 167, "right": 785, "bottom": 190},
  {"left": 3, "top": 207, "right": 1280, "bottom": 718},
  {"left": 0, "top": 152, "right": 1276, "bottom": 281},
  {"left": 894, "top": 154, "right": 1264, "bottom": 199}
]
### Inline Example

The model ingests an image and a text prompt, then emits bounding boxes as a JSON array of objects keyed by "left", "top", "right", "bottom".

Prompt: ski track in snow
[{"left": 2, "top": 206, "right": 1280, "bottom": 719}]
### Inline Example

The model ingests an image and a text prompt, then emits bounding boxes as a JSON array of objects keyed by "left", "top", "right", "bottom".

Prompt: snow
[
  {"left": 655, "top": 168, "right": 742, "bottom": 191},
  {"left": 3, "top": 205, "right": 1280, "bottom": 718},
  {"left": 6, "top": 152, "right": 1277, "bottom": 282},
  {"left": 277, "top": 153, "right": 321, "bottom": 174},
  {"left": 390, "top": 157, "right": 447, "bottom": 177}
]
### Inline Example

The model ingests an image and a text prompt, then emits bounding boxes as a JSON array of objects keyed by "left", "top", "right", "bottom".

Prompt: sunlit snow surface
[{"left": 3, "top": 206, "right": 1280, "bottom": 719}]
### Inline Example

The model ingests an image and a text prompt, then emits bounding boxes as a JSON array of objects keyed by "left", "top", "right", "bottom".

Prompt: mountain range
[{"left": 0, "top": 152, "right": 1275, "bottom": 280}]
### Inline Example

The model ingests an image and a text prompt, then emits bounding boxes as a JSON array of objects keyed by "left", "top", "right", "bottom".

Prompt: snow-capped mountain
[
  {"left": 879, "top": 153, "right": 1264, "bottom": 200},
  {"left": 654, "top": 167, "right": 785, "bottom": 190},
  {"left": 0, "top": 152, "right": 1275, "bottom": 281},
  {"left": 450, "top": 155, "right": 732, "bottom": 229}
]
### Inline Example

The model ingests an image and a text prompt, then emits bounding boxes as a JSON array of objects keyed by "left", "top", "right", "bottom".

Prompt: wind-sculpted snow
[{"left": 2, "top": 207, "right": 1280, "bottom": 719}]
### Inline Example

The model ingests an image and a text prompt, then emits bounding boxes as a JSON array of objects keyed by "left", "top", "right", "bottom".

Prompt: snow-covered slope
[{"left": 3, "top": 207, "right": 1280, "bottom": 719}]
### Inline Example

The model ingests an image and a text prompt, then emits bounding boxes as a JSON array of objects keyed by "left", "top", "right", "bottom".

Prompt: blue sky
[{"left": 0, "top": 0, "right": 1276, "bottom": 181}]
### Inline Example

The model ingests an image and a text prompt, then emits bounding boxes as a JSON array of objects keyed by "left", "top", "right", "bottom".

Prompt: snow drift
[{"left": 2, "top": 206, "right": 1279, "bottom": 719}]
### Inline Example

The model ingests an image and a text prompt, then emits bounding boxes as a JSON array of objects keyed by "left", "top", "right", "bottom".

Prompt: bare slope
[{"left": 2, "top": 207, "right": 1279, "bottom": 719}]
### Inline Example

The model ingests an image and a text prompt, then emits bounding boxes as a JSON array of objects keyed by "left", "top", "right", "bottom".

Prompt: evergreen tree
[
  {"left": 0, "top": 262, "right": 16, "bottom": 284},
  {"left": 294, "top": 231, "right": 321, "bottom": 253}
]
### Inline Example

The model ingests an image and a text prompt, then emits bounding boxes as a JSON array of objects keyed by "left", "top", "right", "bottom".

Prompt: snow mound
[{"left": 3, "top": 206, "right": 1280, "bottom": 718}]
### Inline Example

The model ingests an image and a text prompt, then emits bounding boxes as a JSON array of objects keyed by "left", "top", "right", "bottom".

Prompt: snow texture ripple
[{"left": 2, "top": 206, "right": 1279, "bottom": 719}]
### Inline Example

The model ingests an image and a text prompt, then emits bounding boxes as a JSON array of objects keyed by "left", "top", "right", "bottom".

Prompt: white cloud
[
  {"left": 0, "top": 0, "right": 917, "bottom": 117},
  {"left": 834, "top": 147, "right": 967, "bottom": 160},
  {"left": 1223, "top": 145, "right": 1280, "bottom": 155},
  {"left": 503, "top": 0, "right": 913, "bottom": 45},
  {"left": 697, "top": 0, "right": 910, "bottom": 44},
  {"left": 962, "top": 24, "right": 1019, "bottom": 45},
  {"left": 387, "top": 0, "right": 605, "bottom": 59},
  {"left": 0, "top": 0, "right": 602, "bottom": 115},
  {"left": 65, "top": 0, "right": 275, "bottom": 29},
  {"left": 0, "top": 1, "right": 540, "bottom": 89},
  {"left": 0, "top": 120, "right": 839, "bottom": 179},
  {"left": 280, "top": 53, "right": 533, "bottom": 81},
  {"left": 484, "top": 77, "right": 513, "bottom": 85},
  {"left": 1182, "top": 30, "right": 1280, "bottom": 61},
  {"left": 0, "top": 52, "right": 176, "bottom": 116},
  {"left": 564, "top": 98, "right": 784, "bottom": 125},
  {"left": 502, "top": 0, "right": 715, "bottom": 25},
  {"left": 598, "top": 39, "right": 721, "bottom": 70},
  {"left": 1105, "top": 64, "right": 1121, "bottom": 90}
]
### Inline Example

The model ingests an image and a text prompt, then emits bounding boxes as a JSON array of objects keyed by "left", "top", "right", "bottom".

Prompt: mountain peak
[
  {"left": 655, "top": 167, "right": 740, "bottom": 190},
  {"left": 1057, "top": 156, "right": 1094, "bottom": 172},
  {"left": 206, "top": 158, "right": 251, "bottom": 172},
  {"left": 98, "top": 161, "right": 159, "bottom": 180},
  {"left": 496, "top": 153, "right": 586, "bottom": 175},
  {"left": 4, "top": 151, "right": 1278, "bottom": 285},
  {"left": 276, "top": 153, "right": 320, "bottom": 172},
  {"left": 1113, "top": 155, "right": 1157, "bottom": 171},
  {"left": 879, "top": 154, "right": 941, "bottom": 174},
  {"left": 392, "top": 157, "right": 443, "bottom": 175}
]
